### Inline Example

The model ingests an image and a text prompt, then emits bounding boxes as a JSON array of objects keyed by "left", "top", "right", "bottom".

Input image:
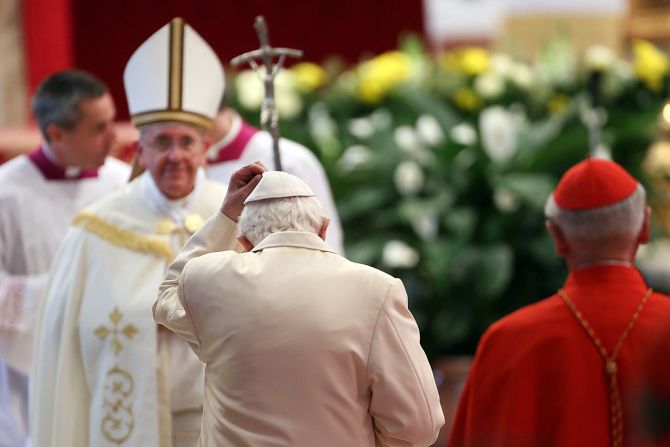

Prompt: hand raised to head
[{"left": 221, "top": 161, "right": 267, "bottom": 221}]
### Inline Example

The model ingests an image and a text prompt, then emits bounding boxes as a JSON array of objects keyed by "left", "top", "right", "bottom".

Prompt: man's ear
[
  {"left": 639, "top": 206, "right": 652, "bottom": 245},
  {"left": 318, "top": 218, "right": 330, "bottom": 241},
  {"left": 546, "top": 220, "right": 570, "bottom": 256},
  {"left": 238, "top": 235, "right": 255, "bottom": 252},
  {"left": 45, "top": 123, "right": 64, "bottom": 144}
]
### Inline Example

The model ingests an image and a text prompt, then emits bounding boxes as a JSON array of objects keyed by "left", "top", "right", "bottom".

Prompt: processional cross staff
[
  {"left": 585, "top": 70, "right": 604, "bottom": 157},
  {"left": 231, "top": 16, "right": 303, "bottom": 171}
]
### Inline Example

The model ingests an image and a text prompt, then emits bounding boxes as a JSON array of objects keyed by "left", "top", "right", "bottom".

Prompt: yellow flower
[
  {"left": 439, "top": 47, "right": 490, "bottom": 76},
  {"left": 453, "top": 88, "right": 481, "bottom": 111},
  {"left": 548, "top": 94, "right": 569, "bottom": 114},
  {"left": 633, "top": 40, "right": 669, "bottom": 92},
  {"left": 357, "top": 51, "right": 412, "bottom": 103},
  {"left": 461, "top": 48, "right": 491, "bottom": 75},
  {"left": 291, "top": 62, "right": 326, "bottom": 93}
]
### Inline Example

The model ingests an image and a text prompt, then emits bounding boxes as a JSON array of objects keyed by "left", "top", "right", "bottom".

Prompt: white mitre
[
  {"left": 123, "top": 17, "right": 224, "bottom": 130},
  {"left": 245, "top": 171, "right": 315, "bottom": 204}
]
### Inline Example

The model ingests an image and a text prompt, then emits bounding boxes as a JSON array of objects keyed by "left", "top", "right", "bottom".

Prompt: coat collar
[
  {"left": 564, "top": 264, "right": 647, "bottom": 287},
  {"left": 252, "top": 231, "right": 336, "bottom": 254}
]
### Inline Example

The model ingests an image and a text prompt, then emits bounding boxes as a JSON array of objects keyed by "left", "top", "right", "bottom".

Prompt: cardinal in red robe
[{"left": 448, "top": 158, "right": 670, "bottom": 447}]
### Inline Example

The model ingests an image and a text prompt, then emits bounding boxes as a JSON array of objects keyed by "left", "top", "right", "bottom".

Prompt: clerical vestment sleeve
[
  {"left": 367, "top": 278, "right": 444, "bottom": 447},
  {"left": 30, "top": 228, "right": 91, "bottom": 447},
  {"left": 154, "top": 211, "right": 238, "bottom": 351},
  {"left": 0, "top": 269, "right": 47, "bottom": 373}
]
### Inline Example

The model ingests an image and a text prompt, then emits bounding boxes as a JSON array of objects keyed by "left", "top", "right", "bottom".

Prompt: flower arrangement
[{"left": 230, "top": 37, "right": 670, "bottom": 357}]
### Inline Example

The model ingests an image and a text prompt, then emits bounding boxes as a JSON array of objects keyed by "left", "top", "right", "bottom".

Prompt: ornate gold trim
[
  {"left": 131, "top": 110, "right": 213, "bottom": 130},
  {"left": 169, "top": 17, "right": 184, "bottom": 110},
  {"left": 101, "top": 365, "right": 135, "bottom": 443},
  {"left": 73, "top": 211, "right": 174, "bottom": 262}
]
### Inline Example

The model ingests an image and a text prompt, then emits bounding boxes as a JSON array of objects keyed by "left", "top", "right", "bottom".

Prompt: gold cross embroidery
[{"left": 94, "top": 307, "right": 139, "bottom": 356}]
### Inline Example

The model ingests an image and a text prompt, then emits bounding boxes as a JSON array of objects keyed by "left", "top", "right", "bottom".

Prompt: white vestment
[
  {"left": 206, "top": 113, "right": 345, "bottom": 255},
  {"left": 31, "top": 172, "right": 226, "bottom": 447},
  {"left": 0, "top": 148, "right": 129, "bottom": 447}
]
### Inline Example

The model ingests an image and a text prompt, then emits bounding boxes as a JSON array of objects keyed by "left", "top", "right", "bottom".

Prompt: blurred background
[{"left": 3, "top": 0, "right": 670, "bottom": 443}]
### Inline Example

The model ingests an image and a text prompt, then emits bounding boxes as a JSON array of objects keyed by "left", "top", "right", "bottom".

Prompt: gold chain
[{"left": 558, "top": 288, "right": 652, "bottom": 447}]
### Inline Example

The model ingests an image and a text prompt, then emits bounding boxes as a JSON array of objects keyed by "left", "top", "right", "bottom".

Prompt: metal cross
[{"left": 231, "top": 16, "right": 303, "bottom": 171}]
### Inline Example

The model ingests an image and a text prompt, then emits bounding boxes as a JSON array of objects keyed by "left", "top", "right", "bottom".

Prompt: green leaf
[
  {"left": 495, "top": 173, "right": 555, "bottom": 210},
  {"left": 474, "top": 244, "right": 514, "bottom": 300}
]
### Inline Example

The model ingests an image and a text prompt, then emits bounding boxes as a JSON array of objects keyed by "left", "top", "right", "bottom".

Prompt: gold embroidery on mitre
[
  {"left": 131, "top": 110, "right": 213, "bottom": 130},
  {"left": 73, "top": 211, "right": 174, "bottom": 263},
  {"left": 184, "top": 214, "right": 204, "bottom": 234},
  {"left": 168, "top": 17, "right": 184, "bottom": 110}
]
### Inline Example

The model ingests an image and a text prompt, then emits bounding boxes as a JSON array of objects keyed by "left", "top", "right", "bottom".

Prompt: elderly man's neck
[{"left": 565, "top": 240, "right": 640, "bottom": 271}]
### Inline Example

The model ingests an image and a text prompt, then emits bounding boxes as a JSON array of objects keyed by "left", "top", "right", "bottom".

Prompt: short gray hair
[
  {"left": 32, "top": 70, "right": 108, "bottom": 140},
  {"left": 544, "top": 184, "right": 646, "bottom": 243},
  {"left": 239, "top": 196, "right": 329, "bottom": 246}
]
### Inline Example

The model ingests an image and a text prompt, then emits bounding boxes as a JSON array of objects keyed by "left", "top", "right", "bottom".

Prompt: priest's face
[
  {"left": 139, "top": 123, "right": 207, "bottom": 199},
  {"left": 48, "top": 93, "right": 117, "bottom": 168}
]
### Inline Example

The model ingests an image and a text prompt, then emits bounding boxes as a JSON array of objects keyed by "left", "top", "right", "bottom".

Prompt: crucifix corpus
[{"left": 231, "top": 16, "right": 303, "bottom": 171}]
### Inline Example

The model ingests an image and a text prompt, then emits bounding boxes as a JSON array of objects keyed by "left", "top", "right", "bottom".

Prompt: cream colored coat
[{"left": 154, "top": 212, "right": 444, "bottom": 447}]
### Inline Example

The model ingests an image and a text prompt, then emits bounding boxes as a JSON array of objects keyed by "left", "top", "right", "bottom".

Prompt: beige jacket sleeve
[
  {"left": 368, "top": 278, "right": 444, "bottom": 447},
  {"left": 153, "top": 212, "right": 238, "bottom": 355}
]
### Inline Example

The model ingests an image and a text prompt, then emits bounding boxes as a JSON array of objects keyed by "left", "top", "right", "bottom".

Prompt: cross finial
[{"left": 231, "top": 16, "right": 303, "bottom": 171}]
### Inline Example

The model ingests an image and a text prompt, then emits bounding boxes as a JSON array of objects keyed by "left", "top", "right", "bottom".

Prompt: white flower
[
  {"left": 348, "top": 117, "right": 375, "bottom": 139},
  {"left": 394, "top": 126, "right": 421, "bottom": 153},
  {"left": 475, "top": 73, "right": 505, "bottom": 99},
  {"left": 613, "top": 59, "right": 634, "bottom": 81},
  {"left": 585, "top": 45, "right": 616, "bottom": 71},
  {"left": 308, "top": 103, "right": 337, "bottom": 143},
  {"left": 450, "top": 122, "right": 477, "bottom": 146},
  {"left": 479, "top": 106, "right": 518, "bottom": 163},
  {"left": 411, "top": 214, "right": 439, "bottom": 240},
  {"left": 235, "top": 70, "right": 264, "bottom": 110},
  {"left": 382, "top": 240, "right": 420, "bottom": 269},
  {"left": 491, "top": 53, "right": 515, "bottom": 77},
  {"left": 509, "top": 63, "right": 533, "bottom": 90},
  {"left": 494, "top": 189, "right": 520, "bottom": 213},
  {"left": 337, "top": 145, "right": 372, "bottom": 172},
  {"left": 371, "top": 109, "right": 393, "bottom": 130},
  {"left": 277, "top": 92, "right": 302, "bottom": 119},
  {"left": 394, "top": 161, "right": 424, "bottom": 195},
  {"left": 415, "top": 115, "right": 445, "bottom": 146},
  {"left": 235, "top": 69, "right": 302, "bottom": 118}
]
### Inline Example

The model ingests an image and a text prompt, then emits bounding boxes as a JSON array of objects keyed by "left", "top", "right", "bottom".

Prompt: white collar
[
  {"left": 141, "top": 169, "right": 205, "bottom": 223},
  {"left": 206, "top": 112, "right": 242, "bottom": 161}
]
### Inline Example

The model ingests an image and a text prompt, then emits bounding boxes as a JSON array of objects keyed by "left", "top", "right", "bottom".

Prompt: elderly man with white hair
[
  {"left": 449, "top": 158, "right": 670, "bottom": 447},
  {"left": 154, "top": 166, "right": 444, "bottom": 447},
  {"left": 31, "top": 18, "right": 229, "bottom": 447}
]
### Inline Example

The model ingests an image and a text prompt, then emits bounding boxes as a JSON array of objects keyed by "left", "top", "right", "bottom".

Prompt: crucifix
[
  {"left": 584, "top": 70, "right": 605, "bottom": 157},
  {"left": 231, "top": 16, "right": 303, "bottom": 171}
]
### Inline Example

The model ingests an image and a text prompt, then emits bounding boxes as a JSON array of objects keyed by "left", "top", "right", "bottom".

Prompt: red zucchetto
[{"left": 553, "top": 158, "right": 638, "bottom": 210}]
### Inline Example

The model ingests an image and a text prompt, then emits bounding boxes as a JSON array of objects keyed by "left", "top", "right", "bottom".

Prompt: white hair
[
  {"left": 544, "top": 184, "right": 646, "bottom": 243},
  {"left": 239, "top": 196, "right": 329, "bottom": 246}
]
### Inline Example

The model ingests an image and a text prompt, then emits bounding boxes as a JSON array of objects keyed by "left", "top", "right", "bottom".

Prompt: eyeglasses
[{"left": 145, "top": 135, "right": 201, "bottom": 153}]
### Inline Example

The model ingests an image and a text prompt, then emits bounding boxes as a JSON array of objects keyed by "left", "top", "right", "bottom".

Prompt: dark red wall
[{"left": 70, "top": 0, "right": 424, "bottom": 119}]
